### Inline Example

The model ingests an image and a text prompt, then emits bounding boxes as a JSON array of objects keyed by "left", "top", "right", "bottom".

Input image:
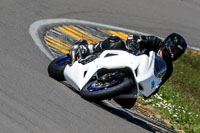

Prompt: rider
[{"left": 70, "top": 33, "right": 187, "bottom": 98}]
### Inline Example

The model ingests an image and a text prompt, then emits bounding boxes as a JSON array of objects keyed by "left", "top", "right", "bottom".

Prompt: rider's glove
[{"left": 79, "top": 44, "right": 89, "bottom": 55}]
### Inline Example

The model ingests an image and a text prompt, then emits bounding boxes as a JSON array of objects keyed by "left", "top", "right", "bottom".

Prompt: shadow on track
[
  {"left": 94, "top": 101, "right": 164, "bottom": 133},
  {"left": 62, "top": 82, "right": 175, "bottom": 133}
]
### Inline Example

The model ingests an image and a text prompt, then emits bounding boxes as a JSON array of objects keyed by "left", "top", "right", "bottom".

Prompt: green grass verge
[{"left": 142, "top": 49, "right": 200, "bottom": 133}]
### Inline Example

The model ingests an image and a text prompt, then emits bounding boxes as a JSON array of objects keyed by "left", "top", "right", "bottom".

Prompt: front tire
[
  {"left": 80, "top": 77, "right": 133, "bottom": 101},
  {"left": 48, "top": 55, "right": 71, "bottom": 81}
]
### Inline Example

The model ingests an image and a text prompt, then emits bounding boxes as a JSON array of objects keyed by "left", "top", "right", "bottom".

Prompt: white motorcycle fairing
[{"left": 64, "top": 50, "right": 164, "bottom": 98}]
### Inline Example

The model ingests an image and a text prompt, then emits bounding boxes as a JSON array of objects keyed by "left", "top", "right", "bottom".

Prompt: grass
[{"left": 141, "top": 49, "right": 200, "bottom": 133}]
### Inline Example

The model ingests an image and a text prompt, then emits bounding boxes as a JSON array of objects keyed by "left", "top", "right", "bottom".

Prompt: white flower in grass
[
  {"left": 188, "top": 112, "right": 192, "bottom": 115},
  {"left": 148, "top": 99, "right": 153, "bottom": 102},
  {"left": 156, "top": 103, "right": 161, "bottom": 107},
  {"left": 160, "top": 102, "right": 164, "bottom": 105},
  {"left": 169, "top": 110, "right": 172, "bottom": 114},
  {"left": 157, "top": 96, "right": 163, "bottom": 100},
  {"left": 163, "top": 104, "right": 168, "bottom": 109},
  {"left": 173, "top": 114, "right": 178, "bottom": 118},
  {"left": 155, "top": 94, "right": 163, "bottom": 100}
]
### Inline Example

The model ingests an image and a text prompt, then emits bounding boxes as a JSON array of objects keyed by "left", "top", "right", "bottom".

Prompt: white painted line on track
[
  {"left": 29, "top": 18, "right": 200, "bottom": 60},
  {"left": 29, "top": 22, "right": 54, "bottom": 60},
  {"left": 188, "top": 46, "right": 200, "bottom": 51}
]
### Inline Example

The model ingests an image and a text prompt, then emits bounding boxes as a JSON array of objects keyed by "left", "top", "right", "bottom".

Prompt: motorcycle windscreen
[{"left": 154, "top": 55, "right": 167, "bottom": 78}]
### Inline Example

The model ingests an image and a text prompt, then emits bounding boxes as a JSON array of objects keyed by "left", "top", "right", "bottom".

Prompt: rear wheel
[
  {"left": 48, "top": 55, "right": 71, "bottom": 81},
  {"left": 80, "top": 72, "right": 133, "bottom": 101}
]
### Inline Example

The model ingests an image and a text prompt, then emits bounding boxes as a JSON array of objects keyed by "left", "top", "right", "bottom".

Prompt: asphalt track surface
[{"left": 1, "top": 0, "right": 200, "bottom": 133}]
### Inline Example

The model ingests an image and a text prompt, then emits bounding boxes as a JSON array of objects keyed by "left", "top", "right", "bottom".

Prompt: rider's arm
[
  {"left": 138, "top": 35, "right": 163, "bottom": 52},
  {"left": 88, "top": 42, "right": 104, "bottom": 54},
  {"left": 139, "top": 35, "right": 173, "bottom": 86}
]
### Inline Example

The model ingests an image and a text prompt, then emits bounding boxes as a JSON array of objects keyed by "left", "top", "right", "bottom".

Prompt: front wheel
[
  {"left": 80, "top": 74, "right": 133, "bottom": 101},
  {"left": 48, "top": 55, "right": 71, "bottom": 81}
]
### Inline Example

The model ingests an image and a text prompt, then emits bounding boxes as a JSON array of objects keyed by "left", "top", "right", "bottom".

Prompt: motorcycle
[{"left": 48, "top": 43, "right": 167, "bottom": 109}]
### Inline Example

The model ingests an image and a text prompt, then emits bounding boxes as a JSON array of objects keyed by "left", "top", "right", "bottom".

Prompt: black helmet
[{"left": 162, "top": 33, "right": 187, "bottom": 61}]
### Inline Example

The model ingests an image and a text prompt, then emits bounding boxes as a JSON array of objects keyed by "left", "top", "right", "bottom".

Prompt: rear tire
[
  {"left": 48, "top": 55, "right": 71, "bottom": 81},
  {"left": 80, "top": 77, "right": 133, "bottom": 101}
]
